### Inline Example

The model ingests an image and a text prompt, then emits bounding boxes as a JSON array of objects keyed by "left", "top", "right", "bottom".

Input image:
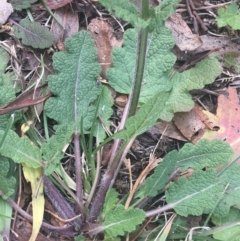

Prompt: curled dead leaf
[{"left": 0, "top": 84, "right": 51, "bottom": 115}]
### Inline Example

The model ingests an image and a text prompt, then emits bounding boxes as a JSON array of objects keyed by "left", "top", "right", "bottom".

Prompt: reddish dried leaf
[
  {"left": 203, "top": 87, "right": 240, "bottom": 156},
  {"left": 43, "top": 0, "right": 72, "bottom": 10},
  {"left": 0, "top": 85, "right": 51, "bottom": 115}
]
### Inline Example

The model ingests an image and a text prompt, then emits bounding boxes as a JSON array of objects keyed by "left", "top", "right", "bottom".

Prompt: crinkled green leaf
[
  {"left": 107, "top": 25, "right": 175, "bottom": 103},
  {"left": 0, "top": 48, "right": 16, "bottom": 130},
  {"left": 99, "top": 0, "right": 180, "bottom": 29},
  {"left": 45, "top": 31, "right": 101, "bottom": 131},
  {"left": 214, "top": 225, "right": 240, "bottom": 241},
  {"left": 0, "top": 48, "right": 19, "bottom": 93},
  {"left": 137, "top": 155, "right": 176, "bottom": 198},
  {"left": 103, "top": 205, "right": 145, "bottom": 239},
  {"left": 102, "top": 188, "right": 119, "bottom": 217},
  {"left": 159, "top": 57, "right": 222, "bottom": 121},
  {"left": 107, "top": 29, "right": 138, "bottom": 94},
  {"left": 212, "top": 208, "right": 240, "bottom": 241},
  {"left": 10, "top": 0, "right": 38, "bottom": 10},
  {"left": 174, "top": 139, "right": 233, "bottom": 170},
  {"left": 212, "top": 209, "right": 240, "bottom": 241},
  {"left": 166, "top": 169, "right": 224, "bottom": 217},
  {"left": 107, "top": 26, "right": 221, "bottom": 120},
  {"left": 1, "top": 72, "right": 16, "bottom": 89},
  {"left": 214, "top": 163, "right": 240, "bottom": 217},
  {"left": 0, "top": 48, "right": 10, "bottom": 75},
  {"left": 104, "top": 236, "right": 121, "bottom": 241},
  {"left": 0, "top": 89, "right": 15, "bottom": 129},
  {"left": 0, "top": 129, "right": 42, "bottom": 168},
  {"left": 212, "top": 207, "right": 240, "bottom": 225},
  {"left": 0, "top": 157, "right": 18, "bottom": 239},
  {"left": 0, "top": 85, "right": 15, "bottom": 108},
  {"left": 42, "top": 123, "right": 75, "bottom": 175},
  {"left": 137, "top": 139, "right": 232, "bottom": 204},
  {"left": 74, "top": 235, "right": 86, "bottom": 241},
  {"left": 114, "top": 92, "right": 170, "bottom": 140},
  {"left": 0, "top": 157, "right": 16, "bottom": 199},
  {"left": 93, "top": 86, "right": 113, "bottom": 142},
  {"left": 13, "top": 18, "right": 54, "bottom": 49},
  {"left": 0, "top": 48, "right": 17, "bottom": 91},
  {"left": 98, "top": 0, "right": 149, "bottom": 28},
  {"left": 216, "top": 3, "right": 240, "bottom": 30},
  {"left": 155, "top": 0, "right": 180, "bottom": 20},
  {"left": 223, "top": 52, "right": 240, "bottom": 74},
  {"left": 149, "top": 0, "right": 181, "bottom": 30}
]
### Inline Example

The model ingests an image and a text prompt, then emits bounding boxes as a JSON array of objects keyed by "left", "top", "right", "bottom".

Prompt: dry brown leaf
[
  {"left": 172, "top": 104, "right": 218, "bottom": 142},
  {"left": 51, "top": 5, "right": 79, "bottom": 44},
  {"left": 173, "top": 108, "right": 205, "bottom": 141},
  {"left": 88, "top": 18, "right": 122, "bottom": 78},
  {"left": 165, "top": 13, "right": 202, "bottom": 51},
  {"left": 174, "top": 35, "right": 240, "bottom": 61},
  {"left": 153, "top": 121, "right": 188, "bottom": 142}
]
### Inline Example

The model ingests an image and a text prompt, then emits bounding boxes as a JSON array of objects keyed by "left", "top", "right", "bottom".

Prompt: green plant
[
  {"left": 0, "top": 49, "right": 19, "bottom": 241},
  {"left": 216, "top": 2, "right": 240, "bottom": 30},
  {"left": 1, "top": 0, "right": 240, "bottom": 240},
  {"left": 12, "top": 18, "right": 54, "bottom": 49}
]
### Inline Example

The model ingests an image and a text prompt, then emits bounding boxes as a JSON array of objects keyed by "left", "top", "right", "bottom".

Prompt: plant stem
[
  {"left": 88, "top": 169, "right": 114, "bottom": 222},
  {"left": 74, "top": 131, "right": 84, "bottom": 212},
  {"left": 89, "top": 0, "right": 150, "bottom": 221},
  {"left": 128, "top": 0, "right": 149, "bottom": 116},
  {"left": 128, "top": 28, "right": 148, "bottom": 117},
  {"left": 51, "top": 172, "right": 81, "bottom": 207},
  {"left": 43, "top": 176, "right": 82, "bottom": 229}
]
